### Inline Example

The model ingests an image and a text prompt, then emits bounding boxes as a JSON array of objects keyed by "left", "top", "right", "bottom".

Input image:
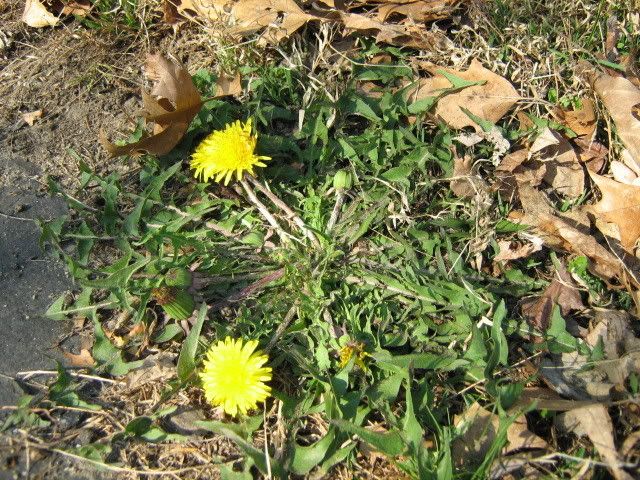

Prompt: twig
[
  {"left": 0, "top": 211, "right": 34, "bottom": 222},
  {"left": 15, "top": 370, "right": 121, "bottom": 385},
  {"left": 326, "top": 191, "right": 345, "bottom": 232},
  {"left": 36, "top": 446, "right": 209, "bottom": 476},
  {"left": 246, "top": 175, "right": 320, "bottom": 247},
  {"left": 263, "top": 406, "right": 272, "bottom": 480},
  {"left": 239, "top": 177, "right": 294, "bottom": 245}
]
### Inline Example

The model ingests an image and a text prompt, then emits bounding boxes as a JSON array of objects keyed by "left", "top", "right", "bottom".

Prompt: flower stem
[
  {"left": 246, "top": 175, "right": 320, "bottom": 248},
  {"left": 239, "top": 178, "right": 293, "bottom": 245},
  {"left": 326, "top": 191, "right": 345, "bottom": 232}
]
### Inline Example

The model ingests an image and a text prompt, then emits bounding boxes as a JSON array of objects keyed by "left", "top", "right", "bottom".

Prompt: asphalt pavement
[{"left": 0, "top": 154, "right": 70, "bottom": 406}]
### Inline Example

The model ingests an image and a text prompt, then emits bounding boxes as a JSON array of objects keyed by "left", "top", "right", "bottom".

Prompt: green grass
[{"left": 3, "top": 0, "right": 639, "bottom": 477}]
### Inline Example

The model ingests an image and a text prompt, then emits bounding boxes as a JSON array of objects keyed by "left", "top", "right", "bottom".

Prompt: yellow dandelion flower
[
  {"left": 191, "top": 119, "right": 270, "bottom": 185},
  {"left": 199, "top": 337, "right": 272, "bottom": 417},
  {"left": 338, "top": 341, "right": 370, "bottom": 370}
]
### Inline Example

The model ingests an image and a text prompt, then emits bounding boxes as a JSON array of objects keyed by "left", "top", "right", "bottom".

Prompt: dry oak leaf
[
  {"left": 450, "top": 154, "right": 487, "bottom": 199},
  {"left": 520, "top": 262, "right": 584, "bottom": 332},
  {"left": 573, "top": 137, "right": 607, "bottom": 173},
  {"left": 493, "top": 237, "right": 542, "bottom": 263},
  {"left": 412, "top": 59, "right": 520, "bottom": 131},
  {"left": 559, "top": 98, "right": 597, "bottom": 138},
  {"left": 587, "top": 172, "right": 640, "bottom": 252},
  {"left": 63, "top": 348, "right": 95, "bottom": 368},
  {"left": 60, "top": 1, "right": 91, "bottom": 16},
  {"left": 529, "top": 128, "right": 584, "bottom": 198},
  {"left": 22, "top": 0, "right": 59, "bottom": 27},
  {"left": 100, "top": 54, "right": 203, "bottom": 157},
  {"left": 537, "top": 213, "right": 624, "bottom": 282},
  {"left": 451, "top": 402, "right": 548, "bottom": 468},
  {"left": 230, "top": 0, "right": 316, "bottom": 44},
  {"left": 338, "top": 11, "right": 444, "bottom": 50},
  {"left": 22, "top": 109, "right": 43, "bottom": 126},
  {"left": 376, "top": 0, "right": 459, "bottom": 23},
  {"left": 174, "top": 0, "right": 316, "bottom": 44},
  {"left": 557, "top": 405, "right": 634, "bottom": 480},
  {"left": 592, "top": 73, "right": 640, "bottom": 164},
  {"left": 514, "top": 183, "right": 623, "bottom": 282},
  {"left": 585, "top": 310, "right": 640, "bottom": 386}
]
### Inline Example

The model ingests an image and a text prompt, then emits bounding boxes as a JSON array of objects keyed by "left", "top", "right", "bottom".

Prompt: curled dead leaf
[
  {"left": 573, "top": 137, "right": 607, "bottom": 173},
  {"left": 411, "top": 59, "right": 521, "bottom": 131},
  {"left": 173, "top": 0, "right": 455, "bottom": 48},
  {"left": 100, "top": 54, "right": 203, "bottom": 157},
  {"left": 556, "top": 405, "right": 634, "bottom": 480},
  {"left": 214, "top": 73, "right": 242, "bottom": 97},
  {"left": 22, "top": 109, "right": 43, "bottom": 126},
  {"left": 376, "top": 0, "right": 458, "bottom": 23},
  {"left": 452, "top": 402, "right": 548, "bottom": 468},
  {"left": 450, "top": 154, "right": 487, "bottom": 199},
  {"left": 585, "top": 309, "right": 640, "bottom": 386},
  {"left": 22, "top": 0, "right": 59, "bottom": 28},
  {"left": 592, "top": 72, "right": 640, "bottom": 165},
  {"left": 520, "top": 262, "right": 583, "bottom": 332},
  {"left": 530, "top": 128, "right": 584, "bottom": 198},
  {"left": 587, "top": 172, "right": 640, "bottom": 252},
  {"left": 559, "top": 98, "right": 597, "bottom": 138},
  {"left": 63, "top": 348, "right": 95, "bottom": 368},
  {"left": 494, "top": 237, "right": 543, "bottom": 263}
]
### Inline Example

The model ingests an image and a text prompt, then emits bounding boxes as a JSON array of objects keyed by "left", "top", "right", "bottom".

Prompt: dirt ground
[{"left": 0, "top": 5, "right": 156, "bottom": 477}]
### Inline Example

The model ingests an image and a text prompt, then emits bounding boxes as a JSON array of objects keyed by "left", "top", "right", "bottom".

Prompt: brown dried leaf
[
  {"left": 60, "top": 1, "right": 91, "bottom": 16},
  {"left": 536, "top": 213, "right": 623, "bottom": 282},
  {"left": 559, "top": 98, "right": 597, "bottom": 138},
  {"left": 176, "top": 0, "right": 315, "bottom": 44},
  {"left": 557, "top": 405, "right": 634, "bottom": 480},
  {"left": 530, "top": 128, "right": 584, "bottom": 198},
  {"left": 143, "top": 53, "right": 202, "bottom": 123},
  {"left": 214, "top": 73, "right": 242, "bottom": 97},
  {"left": 376, "top": 0, "right": 458, "bottom": 23},
  {"left": 515, "top": 387, "right": 599, "bottom": 412},
  {"left": 585, "top": 310, "right": 640, "bottom": 385},
  {"left": 412, "top": 59, "right": 520, "bottom": 131},
  {"left": 611, "top": 161, "right": 638, "bottom": 185},
  {"left": 621, "top": 148, "right": 640, "bottom": 177},
  {"left": 541, "top": 352, "right": 614, "bottom": 401},
  {"left": 521, "top": 262, "right": 583, "bottom": 332},
  {"left": 22, "top": 0, "right": 58, "bottom": 27},
  {"left": 587, "top": 172, "right": 640, "bottom": 252},
  {"left": 63, "top": 348, "right": 95, "bottom": 368},
  {"left": 124, "top": 352, "right": 176, "bottom": 389},
  {"left": 450, "top": 154, "right": 486, "bottom": 199},
  {"left": 100, "top": 121, "right": 190, "bottom": 157},
  {"left": 494, "top": 238, "right": 542, "bottom": 262},
  {"left": 22, "top": 109, "right": 43, "bottom": 126},
  {"left": 514, "top": 183, "right": 624, "bottom": 282},
  {"left": 100, "top": 54, "right": 203, "bottom": 157},
  {"left": 339, "top": 11, "right": 444, "bottom": 50},
  {"left": 452, "top": 402, "right": 548, "bottom": 468},
  {"left": 592, "top": 73, "right": 640, "bottom": 165},
  {"left": 573, "top": 137, "right": 607, "bottom": 173}
]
